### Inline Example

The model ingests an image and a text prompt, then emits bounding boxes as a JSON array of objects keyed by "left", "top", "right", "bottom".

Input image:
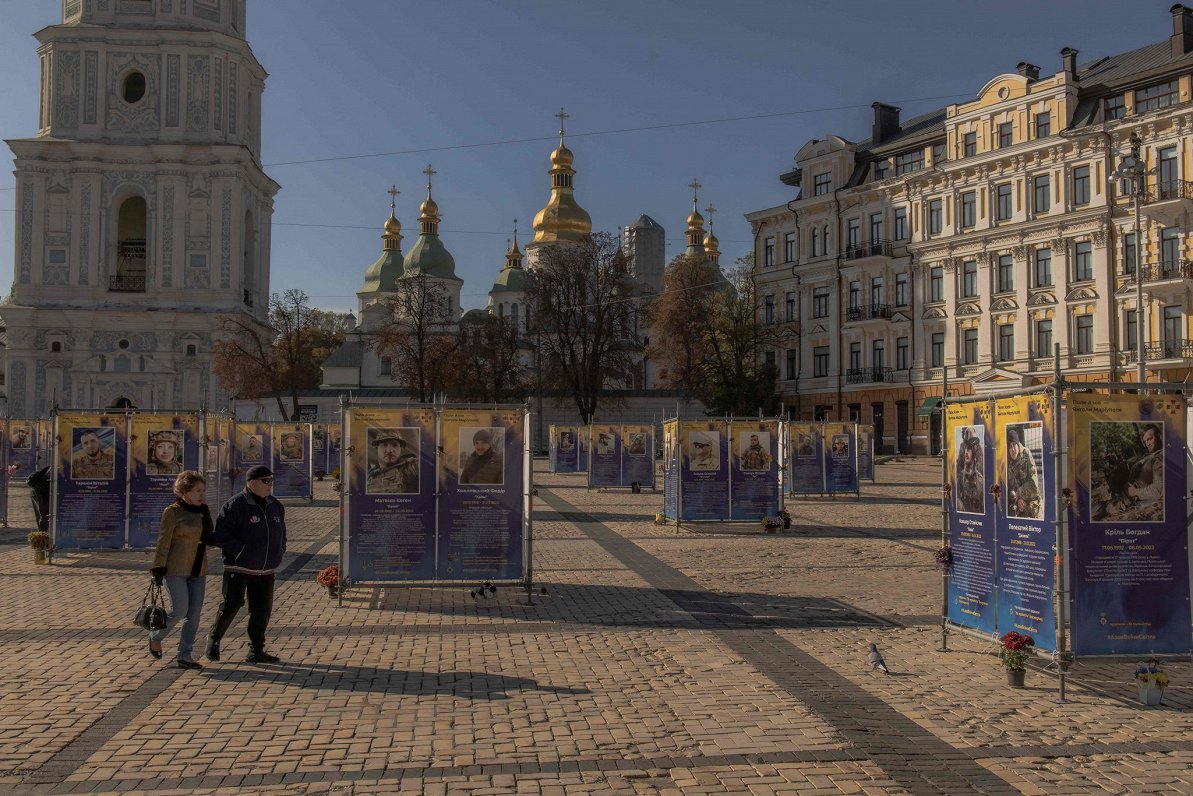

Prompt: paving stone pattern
[{"left": 0, "top": 461, "right": 1189, "bottom": 794}]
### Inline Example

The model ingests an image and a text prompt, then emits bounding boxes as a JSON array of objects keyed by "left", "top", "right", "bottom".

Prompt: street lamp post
[{"left": 1114, "top": 131, "right": 1148, "bottom": 383}]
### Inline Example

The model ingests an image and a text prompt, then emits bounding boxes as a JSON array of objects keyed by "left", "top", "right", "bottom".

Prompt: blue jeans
[{"left": 150, "top": 576, "right": 206, "bottom": 660}]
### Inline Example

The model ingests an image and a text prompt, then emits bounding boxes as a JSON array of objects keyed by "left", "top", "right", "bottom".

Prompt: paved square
[{"left": 0, "top": 460, "right": 1189, "bottom": 794}]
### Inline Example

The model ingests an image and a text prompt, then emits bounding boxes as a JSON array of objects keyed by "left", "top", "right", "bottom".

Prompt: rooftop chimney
[
  {"left": 1060, "top": 47, "right": 1079, "bottom": 81},
  {"left": 1172, "top": 4, "right": 1193, "bottom": 57},
  {"left": 871, "top": 103, "right": 902, "bottom": 145},
  {"left": 1017, "top": 62, "right": 1041, "bottom": 82}
]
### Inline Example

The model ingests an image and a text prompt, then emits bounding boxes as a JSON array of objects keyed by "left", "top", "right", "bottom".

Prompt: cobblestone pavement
[{"left": 0, "top": 460, "right": 1190, "bottom": 794}]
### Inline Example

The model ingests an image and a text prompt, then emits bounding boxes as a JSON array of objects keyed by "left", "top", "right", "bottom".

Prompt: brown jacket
[{"left": 152, "top": 503, "right": 210, "bottom": 577}]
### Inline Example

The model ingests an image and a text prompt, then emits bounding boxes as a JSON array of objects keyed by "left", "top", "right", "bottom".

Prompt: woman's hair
[{"left": 173, "top": 469, "right": 207, "bottom": 497}]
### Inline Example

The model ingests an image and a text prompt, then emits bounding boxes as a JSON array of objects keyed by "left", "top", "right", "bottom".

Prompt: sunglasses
[{"left": 253, "top": 477, "right": 274, "bottom": 484}]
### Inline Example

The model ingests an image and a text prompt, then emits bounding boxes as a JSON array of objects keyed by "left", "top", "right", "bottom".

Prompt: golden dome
[
  {"left": 383, "top": 211, "right": 402, "bottom": 236},
  {"left": 533, "top": 196, "right": 592, "bottom": 243},
  {"left": 550, "top": 144, "right": 574, "bottom": 168},
  {"left": 703, "top": 231, "right": 719, "bottom": 250},
  {"left": 686, "top": 209, "right": 704, "bottom": 228},
  {"left": 419, "top": 196, "right": 439, "bottom": 219}
]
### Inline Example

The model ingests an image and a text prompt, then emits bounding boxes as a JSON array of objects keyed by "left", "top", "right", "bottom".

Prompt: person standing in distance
[{"left": 207, "top": 465, "right": 287, "bottom": 663}]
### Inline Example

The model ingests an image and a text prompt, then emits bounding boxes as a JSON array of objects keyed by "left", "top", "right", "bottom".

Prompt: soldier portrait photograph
[
  {"left": 11, "top": 425, "right": 32, "bottom": 449},
  {"left": 627, "top": 432, "right": 646, "bottom": 456},
  {"left": 329, "top": 427, "right": 342, "bottom": 450},
  {"left": 558, "top": 431, "right": 575, "bottom": 451},
  {"left": 796, "top": 433, "right": 815, "bottom": 458},
  {"left": 596, "top": 432, "right": 615, "bottom": 455},
  {"left": 1005, "top": 423, "right": 1043, "bottom": 520},
  {"left": 70, "top": 427, "right": 116, "bottom": 480},
  {"left": 954, "top": 426, "right": 985, "bottom": 515},
  {"left": 146, "top": 430, "right": 183, "bottom": 476},
  {"left": 738, "top": 432, "right": 772, "bottom": 471},
  {"left": 459, "top": 427, "right": 504, "bottom": 485},
  {"left": 312, "top": 427, "right": 325, "bottom": 452},
  {"left": 1089, "top": 421, "right": 1165, "bottom": 523},
  {"left": 277, "top": 431, "right": 304, "bottom": 462},
  {"left": 688, "top": 431, "right": 718, "bottom": 471},
  {"left": 830, "top": 434, "right": 850, "bottom": 459},
  {"left": 241, "top": 434, "right": 263, "bottom": 462},
  {"left": 366, "top": 428, "right": 419, "bottom": 495}
]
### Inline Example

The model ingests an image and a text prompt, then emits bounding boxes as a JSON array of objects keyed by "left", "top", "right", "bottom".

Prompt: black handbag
[{"left": 133, "top": 581, "right": 168, "bottom": 631}]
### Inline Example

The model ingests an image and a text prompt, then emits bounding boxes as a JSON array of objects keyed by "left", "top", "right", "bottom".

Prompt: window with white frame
[{"left": 813, "top": 172, "right": 832, "bottom": 195}]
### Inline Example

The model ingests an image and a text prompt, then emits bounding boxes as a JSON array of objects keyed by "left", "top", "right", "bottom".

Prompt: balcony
[
  {"left": 845, "top": 303, "right": 893, "bottom": 322},
  {"left": 1142, "top": 179, "right": 1193, "bottom": 204},
  {"left": 844, "top": 239, "right": 893, "bottom": 260},
  {"left": 1130, "top": 260, "right": 1193, "bottom": 282},
  {"left": 846, "top": 366, "right": 896, "bottom": 384},
  {"left": 108, "top": 272, "right": 146, "bottom": 292},
  {"left": 1123, "top": 339, "right": 1193, "bottom": 363}
]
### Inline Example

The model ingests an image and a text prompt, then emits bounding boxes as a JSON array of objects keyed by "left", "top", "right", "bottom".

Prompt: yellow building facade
[{"left": 748, "top": 6, "right": 1193, "bottom": 454}]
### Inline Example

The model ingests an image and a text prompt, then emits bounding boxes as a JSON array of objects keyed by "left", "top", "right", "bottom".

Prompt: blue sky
[{"left": 0, "top": 1, "right": 1177, "bottom": 313}]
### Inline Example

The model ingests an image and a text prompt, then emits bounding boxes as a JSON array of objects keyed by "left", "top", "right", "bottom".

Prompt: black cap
[{"left": 246, "top": 465, "right": 273, "bottom": 482}]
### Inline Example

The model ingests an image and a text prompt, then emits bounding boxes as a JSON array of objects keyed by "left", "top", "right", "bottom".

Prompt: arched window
[
  {"left": 50, "top": 341, "right": 62, "bottom": 353},
  {"left": 186, "top": 344, "right": 197, "bottom": 357},
  {"left": 113, "top": 196, "right": 147, "bottom": 292},
  {"left": 511, "top": 303, "right": 519, "bottom": 325},
  {"left": 380, "top": 356, "right": 392, "bottom": 376}
]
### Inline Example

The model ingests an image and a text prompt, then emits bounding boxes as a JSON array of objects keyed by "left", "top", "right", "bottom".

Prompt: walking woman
[{"left": 148, "top": 470, "right": 215, "bottom": 669}]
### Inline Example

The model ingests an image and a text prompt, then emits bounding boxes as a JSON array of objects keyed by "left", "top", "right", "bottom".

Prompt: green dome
[
  {"left": 403, "top": 234, "right": 460, "bottom": 281},
  {"left": 360, "top": 250, "right": 404, "bottom": 294},
  {"left": 490, "top": 265, "right": 530, "bottom": 294}
]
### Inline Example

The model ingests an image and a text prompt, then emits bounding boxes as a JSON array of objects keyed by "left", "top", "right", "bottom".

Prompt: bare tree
[
  {"left": 645, "top": 253, "right": 725, "bottom": 397},
  {"left": 213, "top": 289, "right": 348, "bottom": 419},
  {"left": 702, "top": 260, "right": 780, "bottom": 415},
  {"left": 370, "top": 273, "right": 458, "bottom": 402},
  {"left": 525, "top": 232, "right": 636, "bottom": 424},
  {"left": 455, "top": 314, "right": 527, "bottom": 403}
]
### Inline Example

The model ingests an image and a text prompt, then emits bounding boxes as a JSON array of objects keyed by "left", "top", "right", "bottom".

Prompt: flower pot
[
  {"left": 32, "top": 548, "right": 50, "bottom": 565},
  {"left": 1006, "top": 668, "right": 1026, "bottom": 688},
  {"left": 782, "top": 518, "right": 791, "bottom": 529},
  {"left": 1137, "top": 683, "right": 1164, "bottom": 706},
  {"left": 326, "top": 584, "right": 338, "bottom": 598}
]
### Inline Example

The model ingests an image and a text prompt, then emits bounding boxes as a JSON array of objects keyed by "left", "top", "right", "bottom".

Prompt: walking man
[{"left": 207, "top": 465, "right": 287, "bottom": 663}]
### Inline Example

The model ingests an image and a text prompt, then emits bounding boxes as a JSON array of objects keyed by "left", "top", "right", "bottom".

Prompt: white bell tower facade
[{"left": 2, "top": 0, "right": 278, "bottom": 415}]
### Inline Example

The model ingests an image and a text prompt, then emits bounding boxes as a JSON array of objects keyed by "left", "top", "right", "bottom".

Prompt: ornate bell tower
[{"left": 2, "top": 0, "right": 279, "bottom": 415}]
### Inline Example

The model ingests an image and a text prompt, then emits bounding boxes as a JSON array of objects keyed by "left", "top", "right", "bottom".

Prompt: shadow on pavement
[{"left": 200, "top": 661, "right": 590, "bottom": 700}]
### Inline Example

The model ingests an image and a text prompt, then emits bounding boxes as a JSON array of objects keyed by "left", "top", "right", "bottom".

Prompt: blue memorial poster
[
  {"left": 7, "top": 419, "right": 38, "bottom": 476},
  {"left": 622, "top": 424, "right": 654, "bottom": 488},
  {"left": 590, "top": 424, "right": 621, "bottom": 487},
  {"left": 554, "top": 426, "right": 579, "bottom": 473},
  {"left": 312, "top": 424, "right": 328, "bottom": 475},
  {"left": 215, "top": 418, "right": 233, "bottom": 504},
  {"left": 789, "top": 422, "right": 824, "bottom": 494},
  {"left": 578, "top": 427, "right": 590, "bottom": 472},
  {"left": 946, "top": 401, "right": 997, "bottom": 635},
  {"left": 730, "top": 419, "right": 781, "bottom": 521},
  {"left": 439, "top": 408, "right": 525, "bottom": 580},
  {"left": 328, "top": 423, "right": 343, "bottom": 478},
  {"left": 232, "top": 422, "right": 271, "bottom": 492},
  {"left": 54, "top": 413, "right": 128, "bottom": 548},
  {"left": 0, "top": 425, "right": 8, "bottom": 523},
  {"left": 824, "top": 422, "right": 859, "bottom": 494},
  {"left": 272, "top": 423, "right": 312, "bottom": 499},
  {"left": 857, "top": 425, "right": 875, "bottom": 481},
  {"left": 128, "top": 414, "right": 200, "bottom": 547},
  {"left": 679, "top": 420, "right": 729, "bottom": 521},
  {"left": 1068, "top": 393, "right": 1191, "bottom": 655},
  {"left": 993, "top": 396, "right": 1056, "bottom": 651},
  {"left": 662, "top": 421, "right": 679, "bottom": 519},
  {"left": 345, "top": 408, "right": 437, "bottom": 582}
]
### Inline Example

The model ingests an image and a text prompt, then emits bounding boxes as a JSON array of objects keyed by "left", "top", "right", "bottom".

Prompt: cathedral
[
  {"left": 2, "top": 1, "right": 275, "bottom": 417},
  {"left": 319, "top": 117, "right": 707, "bottom": 392}
]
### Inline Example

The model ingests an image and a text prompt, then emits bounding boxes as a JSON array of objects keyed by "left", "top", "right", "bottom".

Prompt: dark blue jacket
[{"left": 215, "top": 490, "right": 287, "bottom": 574}]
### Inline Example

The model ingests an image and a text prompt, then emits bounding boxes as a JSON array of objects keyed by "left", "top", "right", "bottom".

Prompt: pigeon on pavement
[{"left": 868, "top": 643, "right": 891, "bottom": 674}]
